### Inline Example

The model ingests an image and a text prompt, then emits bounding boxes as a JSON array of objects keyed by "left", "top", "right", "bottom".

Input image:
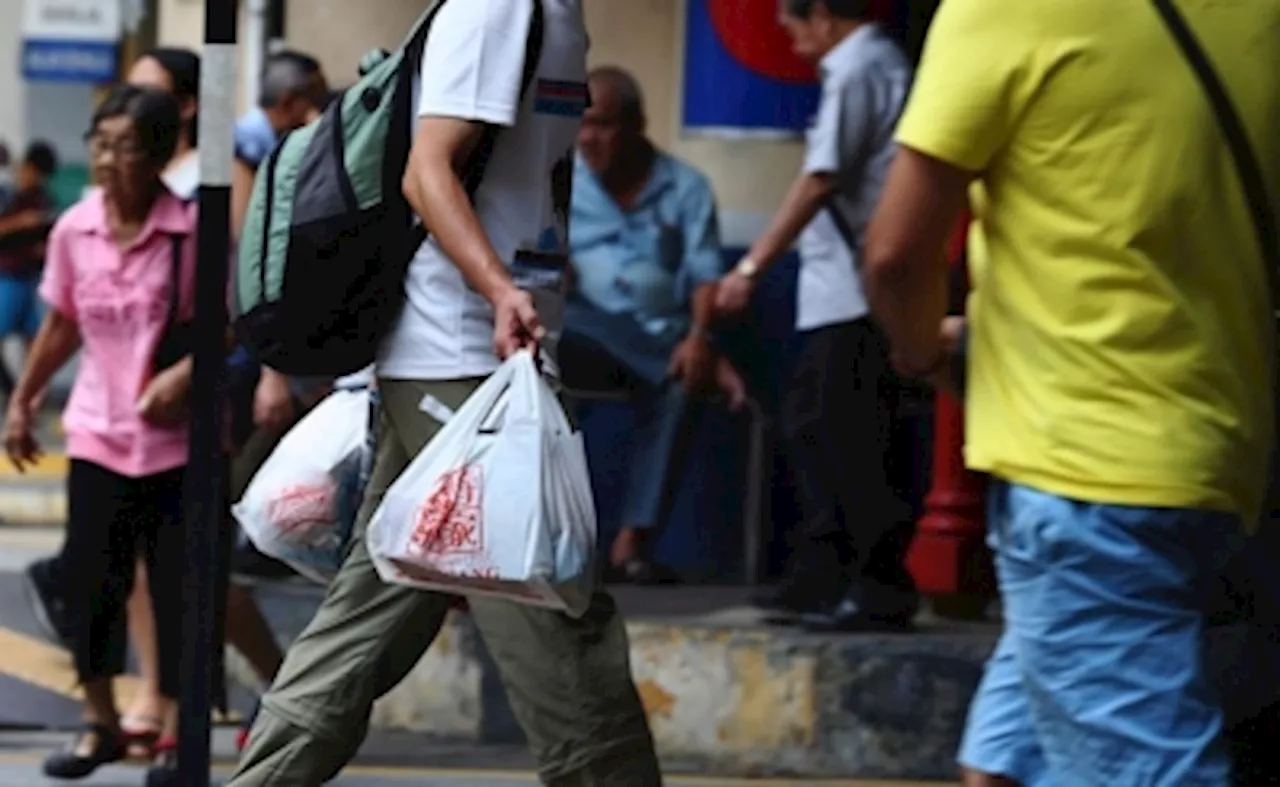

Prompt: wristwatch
[{"left": 735, "top": 256, "right": 760, "bottom": 281}]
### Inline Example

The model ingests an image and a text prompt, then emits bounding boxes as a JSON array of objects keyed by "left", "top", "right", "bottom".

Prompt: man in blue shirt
[{"left": 564, "top": 66, "right": 744, "bottom": 583}]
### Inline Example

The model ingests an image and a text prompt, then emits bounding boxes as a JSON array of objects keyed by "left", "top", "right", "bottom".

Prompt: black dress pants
[{"left": 780, "top": 318, "right": 916, "bottom": 603}]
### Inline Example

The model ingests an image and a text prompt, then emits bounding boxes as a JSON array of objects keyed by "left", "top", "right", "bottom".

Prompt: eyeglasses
[{"left": 84, "top": 133, "right": 146, "bottom": 160}]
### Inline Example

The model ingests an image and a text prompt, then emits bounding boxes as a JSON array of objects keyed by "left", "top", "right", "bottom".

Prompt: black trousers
[
  {"left": 63, "top": 459, "right": 186, "bottom": 699},
  {"left": 780, "top": 318, "right": 916, "bottom": 600}
]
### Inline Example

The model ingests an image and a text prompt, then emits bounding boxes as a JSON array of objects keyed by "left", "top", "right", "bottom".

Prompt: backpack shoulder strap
[
  {"left": 403, "top": 0, "right": 546, "bottom": 249},
  {"left": 460, "top": 0, "right": 546, "bottom": 198},
  {"left": 400, "top": 0, "right": 450, "bottom": 69},
  {"left": 1153, "top": 0, "right": 1278, "bottom": 285}
]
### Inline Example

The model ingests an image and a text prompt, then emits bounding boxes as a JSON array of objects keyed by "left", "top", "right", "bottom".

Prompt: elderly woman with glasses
[{"left": 2, "top": 83, "right": 195, "bottom": 781}]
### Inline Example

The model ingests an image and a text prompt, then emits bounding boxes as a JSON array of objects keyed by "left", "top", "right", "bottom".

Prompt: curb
[
  {"left": 0, "top": 481, "right": 65, "bottom": 528},
  {"left": 232, "top": 590, "right": 998, "bottom": 780}
]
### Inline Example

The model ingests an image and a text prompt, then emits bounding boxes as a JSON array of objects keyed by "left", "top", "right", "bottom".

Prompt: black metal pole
[
  {"left": 268, "top": 0, "right": 286, "bottom": 48},
  {"left": 179, "top": 1, "right": 237, "bottom": 784}
]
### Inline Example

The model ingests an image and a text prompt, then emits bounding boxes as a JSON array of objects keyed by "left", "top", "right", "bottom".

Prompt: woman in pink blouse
[{"left": 2, "top": 84, "right": 194, "bottom": 781}]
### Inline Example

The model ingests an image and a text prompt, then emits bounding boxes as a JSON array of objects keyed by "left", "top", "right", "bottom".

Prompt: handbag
[
  {"left": 1152, "top": 0, "right": 1280, "bottom": 733},
  {"left": 152, "top": 232, "right": 192, "bottom": 373}
]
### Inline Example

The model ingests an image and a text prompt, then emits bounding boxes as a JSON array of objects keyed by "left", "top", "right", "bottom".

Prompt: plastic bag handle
[{"left": 476, "top": 382, "right": 511, "bottom": 434}]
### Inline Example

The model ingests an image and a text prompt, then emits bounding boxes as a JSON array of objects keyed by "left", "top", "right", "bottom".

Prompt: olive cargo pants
[{"left": 227, "top": 378, "right": 661, "bottom": 786}]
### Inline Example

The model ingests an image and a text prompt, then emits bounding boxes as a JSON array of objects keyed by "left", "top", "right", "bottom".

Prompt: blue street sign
[{"left": 21, "top": 39, "right": 118, "bottom": 83}]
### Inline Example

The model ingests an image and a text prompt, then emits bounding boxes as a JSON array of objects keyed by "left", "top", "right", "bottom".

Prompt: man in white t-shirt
[
  {"left": 227, "top": 2, "right": 661, "bottom": 785},
  {"left": 715, "top": 0, "right": 918, "bottom": 632}
]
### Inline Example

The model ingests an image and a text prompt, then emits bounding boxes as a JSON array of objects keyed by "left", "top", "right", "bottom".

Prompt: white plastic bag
[
  {"left": 367, "top": 351, "right": 598, "bottom": 617},
  {"left": 232, "top": 388, "right": 371, "bottom": 584}
]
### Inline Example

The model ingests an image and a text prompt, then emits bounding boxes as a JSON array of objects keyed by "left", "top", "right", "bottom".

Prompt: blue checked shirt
[{"left": 568, "top": 151, "right": 725, "bottom": 350}]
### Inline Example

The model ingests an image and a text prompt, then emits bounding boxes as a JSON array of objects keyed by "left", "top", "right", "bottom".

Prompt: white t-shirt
[
  {"left": 795, "top": 25, "right": 910, "bottom": 332},
  {"left": 377, "top": 0, "right": 589, "bottom": 380}
]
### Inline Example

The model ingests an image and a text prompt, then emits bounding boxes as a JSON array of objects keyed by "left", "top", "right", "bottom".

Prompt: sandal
[
  {"left": 42, "top": 723, "right": 126, "bottom": 780},
  {"left": 144, "top": 736, "right": 179, "bottom": 787},
  {"left": 121, "top": 715, "right": 162, "bottom": 760}
]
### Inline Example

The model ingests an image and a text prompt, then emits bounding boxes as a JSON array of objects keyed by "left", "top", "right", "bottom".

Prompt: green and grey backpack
[{"left": 233, "top": 0, "right": 545, "bottom": 377}]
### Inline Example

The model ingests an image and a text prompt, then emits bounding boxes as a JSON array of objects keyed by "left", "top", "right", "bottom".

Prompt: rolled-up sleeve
[
  {"left": 677, "top": 174, "right": 724, "bottom": 290},
  {"left": 38, "top": 222, "right": 76, "bottom": 320}
]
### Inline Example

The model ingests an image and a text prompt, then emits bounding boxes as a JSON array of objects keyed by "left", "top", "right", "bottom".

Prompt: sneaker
[{"left": 23, "top": 557, "right": 74, "bottom": 649}]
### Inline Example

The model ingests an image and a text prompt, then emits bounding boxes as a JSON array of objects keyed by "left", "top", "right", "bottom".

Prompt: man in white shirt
[
  {"left": 228, "top": 2, "right": 661, "bottom": 785},
  {"left": 715, "top": 0, "right": 918, "bottom": 632}
]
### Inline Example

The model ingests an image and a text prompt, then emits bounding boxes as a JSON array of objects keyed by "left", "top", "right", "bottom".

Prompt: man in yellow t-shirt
[{"left": 860, "top": 0, "right": 1280, "bottom": 783}]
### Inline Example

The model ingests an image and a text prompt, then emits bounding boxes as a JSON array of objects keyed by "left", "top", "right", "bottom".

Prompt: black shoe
[
  {"left": 750, "top": 571, "right": 837, "bottom": 615},
  {"left": 603, "top": 559, "right": 682, "bottom": 586},
  {"left": 800, "top": 585, "right": 918, "bottom": 633},
  {"left": 23, "top": 558, "right": 74, "bottom": 649},
  {"left": 231, "top": 543, "right": 300, "bottom": 586},
  {"left": 144, "top": 739, "right": 178, "bottom": 787},
  {"left": 43, "top": 724, "right": 125, "bottom": 780}
]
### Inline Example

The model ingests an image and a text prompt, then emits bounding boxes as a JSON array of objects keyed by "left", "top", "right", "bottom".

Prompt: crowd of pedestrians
[{"left": 0, "top": 0, "right": 1277, "bottom": 785}]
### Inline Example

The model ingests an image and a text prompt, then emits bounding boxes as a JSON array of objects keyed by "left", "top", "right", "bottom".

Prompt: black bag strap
[
  {"left": 404, "top": 0, "right": 546, "bottom": 249},
  {"left": 1153, "top": 0, "right": 1279, "bottom": 289},
  {"left": 165, "top": 232, "right": 184, "bottom": 327},
  {"left": 823, "top": 198, "right": 861, "bottom": 266}
]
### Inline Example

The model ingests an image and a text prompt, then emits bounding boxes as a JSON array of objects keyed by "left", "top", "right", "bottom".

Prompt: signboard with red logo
[{"left": 682, "top": 0, "right": 899, "bottom": 138}]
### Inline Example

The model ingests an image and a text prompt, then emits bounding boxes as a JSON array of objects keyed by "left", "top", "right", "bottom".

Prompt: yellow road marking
[
  {"left": 0, "top": 452, "right": 68, "bottom": 479},
  {"left": 0, "top": 527, "right": 63, "bottom": 550},
  {"left": 0, "top": 628, "right": 240, "bottom": 724},
  {"left": 0, "top": 750, "right": 952, "bottom": 785},
  {"left": 0, "top": 627, "right": 139, "bottom": 705}
]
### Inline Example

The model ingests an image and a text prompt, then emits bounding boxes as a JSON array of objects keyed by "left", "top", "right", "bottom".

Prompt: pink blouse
[{"left": 40, "top": 189, "right": 197, "bottom": 478}]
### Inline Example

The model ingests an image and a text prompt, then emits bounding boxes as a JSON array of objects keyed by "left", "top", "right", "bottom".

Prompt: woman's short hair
[
  {"left": 138, "top": 47, "right": 201, "bottom": 146},
  {"left": 90, "top": 84, "right": 182, "bottom": 167}
]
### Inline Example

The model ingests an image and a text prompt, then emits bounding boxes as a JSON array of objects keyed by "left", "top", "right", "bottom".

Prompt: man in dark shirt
[{"left": 0, "top": 141, "right": 57, "bottom": 398}]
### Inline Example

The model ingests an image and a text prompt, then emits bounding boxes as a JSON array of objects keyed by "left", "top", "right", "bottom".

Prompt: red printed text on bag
[
  {"left": 409, "top": 463, "right": 485, "bottom": 557},
  {"left": 267, "top": 482, "right": 337, "bottom": 537}
]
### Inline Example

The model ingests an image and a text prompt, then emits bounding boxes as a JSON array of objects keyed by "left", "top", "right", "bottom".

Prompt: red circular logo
[{"left": 707, "top": 0, "right": 818, "bottom": 84}]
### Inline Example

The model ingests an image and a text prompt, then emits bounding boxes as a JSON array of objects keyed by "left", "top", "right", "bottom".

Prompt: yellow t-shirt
[{"left": 896, "top": 0, "right": 1280, "bottom": 522}]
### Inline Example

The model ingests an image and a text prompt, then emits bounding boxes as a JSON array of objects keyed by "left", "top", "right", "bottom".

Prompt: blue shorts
[
  {"left": 0, "top": 273, "right": 43, "bottom": 339},
  {"left": 959, "top": 481, "right": 1243, "bottom": 786}
]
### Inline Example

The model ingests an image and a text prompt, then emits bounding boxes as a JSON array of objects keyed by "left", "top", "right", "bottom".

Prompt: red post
[{"left": 905, "top": 214, "right": 996, "bottom": 619}]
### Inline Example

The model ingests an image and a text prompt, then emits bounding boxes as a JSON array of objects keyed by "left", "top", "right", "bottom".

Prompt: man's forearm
[
  {"left": 865, "top": 257, "right": 948, "bottom": 371},
  {"left": 743, "top": 173, "right": 833, "bottom": 273},
  {"left": 689, "top": 282, "right": 718, "bottom": 335},
  {"left": 403, "top": 153, "right": 515, "bottom": 305},
  {"left": 861, "top": 148, "right": 973, "bottom": 374}
]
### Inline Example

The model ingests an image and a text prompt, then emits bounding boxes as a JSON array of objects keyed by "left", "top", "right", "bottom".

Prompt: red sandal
[{"left": 121, "top": 716, "right": 162, "bottom": 760}]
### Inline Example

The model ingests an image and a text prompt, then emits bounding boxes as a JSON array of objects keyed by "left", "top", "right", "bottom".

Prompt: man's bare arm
[
  {"left": 862, "top": 147, "right": 971, "bottom": 373},
  {"left": 402, "top": 116, "right": 516, "bottom": 305},
  {"left": 690, "top": 282, "right": 718, "bottom": 335},
  {"left": 744, "top": 172, "right": 834, "bottom": 273}
]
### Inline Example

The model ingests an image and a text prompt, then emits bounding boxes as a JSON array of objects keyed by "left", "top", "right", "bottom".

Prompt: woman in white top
[{"left": 129, "top": 49, "right": 201, "bottom": 202}]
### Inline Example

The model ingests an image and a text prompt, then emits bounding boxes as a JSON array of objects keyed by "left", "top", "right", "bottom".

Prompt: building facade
[{"left": 155, "top": 0, "right": 807, "bottom": 249}]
